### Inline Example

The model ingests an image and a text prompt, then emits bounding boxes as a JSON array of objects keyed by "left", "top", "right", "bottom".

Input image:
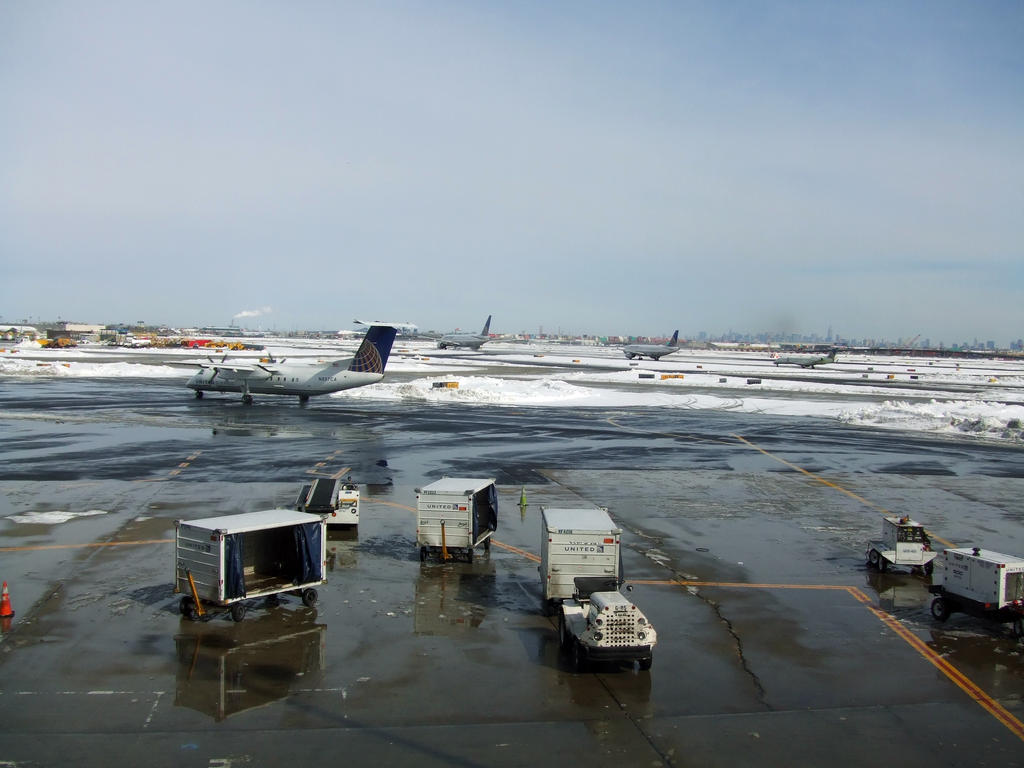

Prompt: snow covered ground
[{"left": 3, "top": 337, "right": 1023, "bottom": 443}]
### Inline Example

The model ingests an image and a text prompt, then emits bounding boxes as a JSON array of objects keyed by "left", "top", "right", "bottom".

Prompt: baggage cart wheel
[
  {"left": 571, "top": 640, "right": 587, "bottom": 672},
  {"left": 419, "top": 546, "right": 427, "bottom": 562},
  {"left": 265, "top": 594, "right": 281, "bottom": 608},
  {"left": 179, "top": 596, "right": 199, "bottom": 621},
  {"left": 878, "top": 555, "right": 888, "bottom": 573},
  {"left": 230, "top": 602, "right": 247, "bottom": 622},
  {"left": 868, "top": 549, "right": 880, "bottom": 569},
  {"left": 638, "top": 657, "right": 653, "bottom": 671},
  {"left": 466, "top": 548, "right": 474, "bottom": 563},
  {"left": 923, "top": 561, "right": 934, "bottom": 577},
  {"left": 1013, "top": 617, "right": 1023, "bottom": 639},
  {"left": 302, "top": 588, "right": 319, "bottom": 608},
  {"left": 930, "top": 597, "right": 950, "bottom": 622},
  {"left": 484, "top": 538, "right": 491, "bottom": 552}
]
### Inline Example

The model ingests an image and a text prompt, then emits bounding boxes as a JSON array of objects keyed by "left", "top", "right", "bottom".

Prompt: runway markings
[
  {"left": 730, "top": 433, "right": 955, "bottom": 547},
  {"left": 633, "top": 578, "right": 1024, "bottom": 743},
  {"left": 305, "top": 450, "right": 352, "bottom": 480},
  {"left": 0, "top": 539, "right": 173, "bottom": 553},
  {"left": 167, "top": 450, "right": 203, "bottom": 478},
  {"left": 6, "top": 502, "right": 1012, "bottom": 739}
]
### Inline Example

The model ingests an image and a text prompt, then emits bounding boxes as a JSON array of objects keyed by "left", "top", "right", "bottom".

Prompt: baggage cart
[
  {"left": 175, "top": 509, "right": 328, "bottom": 622},
  {"left": 416, "top": 477, "right": 498, "bottom": 562},
  {"left": 928, "top": 546, "right": 1024, "bottom": 637},
  {"left": 540, "top": 507, "right": 621, "bottom": 612}
]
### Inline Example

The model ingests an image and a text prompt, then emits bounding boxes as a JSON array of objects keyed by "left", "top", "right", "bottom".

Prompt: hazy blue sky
[{"left": 1, "top": 1, "right": 1021, "bottom": 342}]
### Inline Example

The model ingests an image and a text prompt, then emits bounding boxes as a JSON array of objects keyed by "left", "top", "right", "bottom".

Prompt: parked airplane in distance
[
  {"left": 438, "top": 315, "right": 492, "bottom": 350},
  {"left": 772, "top": 348, "right": 839, "bottom": 368},
  {"left": 623, "top": 330, "right": 680, "bottom": 360},
  {"left": 187, "top": 322, "right": 398, "bottom": 404}
]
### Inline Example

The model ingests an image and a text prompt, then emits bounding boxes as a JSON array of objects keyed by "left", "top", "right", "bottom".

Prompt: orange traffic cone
[{"left": 0, "top": 581, "right": 14, "bottom": 619}]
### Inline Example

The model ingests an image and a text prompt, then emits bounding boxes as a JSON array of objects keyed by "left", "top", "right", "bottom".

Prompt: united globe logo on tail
[{"left": 349, "top": 325, "right": 397, "bottom": 374}]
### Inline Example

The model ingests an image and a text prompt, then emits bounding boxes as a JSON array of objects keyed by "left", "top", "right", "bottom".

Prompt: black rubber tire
[
  {"left": 265, "top": 594, "right": 281, "bottom": 608},
  {"left": 194, "top": 390, "right": 203, "bottom": 399},
  {"left": 419, "top": 546, "right": 427, "bottom": 562},
  {"left": 931, "top": 597, "right": 950, "bottom": 622},
  {"left": 466, "top": 548, "right": 474, "bottom": 563},
  {"left": 242, "top": 394, "right": 253, "bottom": 405},
  {"left": 868, "top": 549, "right": 880, "bottom": 568},
  {"left": 558, "top": 611, "right": 570, "bottom": 650},
  {"left": 1013, "top": 617, "right": 1023, "bottom": 639},
  {"left": 484, "top": 538, "right": 491, "bottom": 552},
  {"left": 924, "top": 560, "right": 934, "bottom": 577},
  {"left": 878, "top": 556, "right": 888, "bottom": 573},
  {"left": 302, "top": 588, "right": 318, "bottom": 608},
  {"left": 179, "top": 596, "right": 199, "bottom": 621},
  {"left": 638, "top": 657, "right": 653, "bottom": 671},
  {"left": 230, "top": 602, "right": 247, "bottom": 622},
  {"left": 572, "top": 640, "right": 587, "bottom": 672}
]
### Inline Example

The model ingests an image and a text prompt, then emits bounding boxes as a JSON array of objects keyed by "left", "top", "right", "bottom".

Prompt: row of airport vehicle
[
  {"left": 866, "top": 514, "right": 1024, "bottom": 637},
  {"left": 172, "top": 475, "right": 659, "bottom": 671},
  {"left": 171, "top": 479, "right": 1019, "bottom": 662}
]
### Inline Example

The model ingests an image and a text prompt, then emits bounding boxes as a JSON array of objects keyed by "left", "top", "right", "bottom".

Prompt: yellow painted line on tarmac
[
  {"left": 730, "top": 433, "right": 955, "bottom": 548},
  {"left": 0, "top": 539, "right": 173, "bottom": 553},
  {"left": 605, "top": 416, "right": 736, "bottom": 445},
  {"left": 864, "top": 601, "right": 1024, "bottom": 742},
  {"left": 364, "top": 497, "right": 415, "bottom": 512},
  {"left": 632, "top": 579, "right": 852, "bottom": 591},
  {"left": 633, "top": 578, "right": 1024, "bottom": 743},
  {"left": 731, "top": 433, "right": 891, "bottom": 512},
  {"left": 491, "top": 540, "right": 541, "bottom": 562}
]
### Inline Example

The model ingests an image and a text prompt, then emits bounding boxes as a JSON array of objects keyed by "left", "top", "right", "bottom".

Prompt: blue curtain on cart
[
  {"left": 225, "top": 534, "right": 246, "bottom": 599},
  {"left": 293, "top": 521, "right": 323, "bottom": 584}
]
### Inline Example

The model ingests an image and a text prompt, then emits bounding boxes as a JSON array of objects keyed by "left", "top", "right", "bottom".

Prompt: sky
[{"left": 1, "top": 1, "right": 1022, "bottom": 343}]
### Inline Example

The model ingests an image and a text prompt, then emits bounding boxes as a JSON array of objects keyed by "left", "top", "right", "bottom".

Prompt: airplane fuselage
[
  {"left": 438, "top": 336, "right": 487, "bottom": 350},
  {"left": 773, "top": 350, "right": 837, "bottom": 368},
  {"left": 187, "top": 361, "right": 384, "bottom": 398},
  {"left": 623, "top": 346, "right": 678, "bottom": 360}
]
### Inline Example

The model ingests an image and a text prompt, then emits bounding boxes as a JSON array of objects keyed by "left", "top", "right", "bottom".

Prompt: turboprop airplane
[
  {"left": 437, "top": 315, "right": 492, "bottom": 350},
  {"left": 623, "top": 330, "right": 680, "bottom": 360},
  {"left": 187, "top": 322, "right": 397, "bottom": 404},
  {"left": 772, "top": 348, "right": 839, "bottom": 368}
]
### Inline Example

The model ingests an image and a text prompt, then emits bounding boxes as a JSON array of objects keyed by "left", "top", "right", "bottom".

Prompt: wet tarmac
[{"left": 1, "top": 376, "right": 1024, "bottom": 766}]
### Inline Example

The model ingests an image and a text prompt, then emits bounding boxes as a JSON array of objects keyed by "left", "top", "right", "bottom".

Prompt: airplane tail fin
[
  {"left": 668, "top": 330, "right": 679, "bottom": 347},
  {"left": 349, "top": 325, "right": 397, "bottom": 374},
  {"left": 480, "top": 315, "right": 492, "bottom": 336}
]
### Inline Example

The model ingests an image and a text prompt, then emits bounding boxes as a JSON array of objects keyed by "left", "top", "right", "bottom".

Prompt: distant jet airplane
[
  {"left": 623, "top": 330, "right": 680, "bottom": 360},
  {"left": 187, "top": 322, "right": 398, "bottom": 404},
  {"left": 773, "top": 348, "right": 839, "bottom": 368},
  {"left": 438, "top": 315, "right": 492, "bottom": 350}
]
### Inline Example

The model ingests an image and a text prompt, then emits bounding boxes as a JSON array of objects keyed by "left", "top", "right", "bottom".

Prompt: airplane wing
[{"left": 195, "top": 361, "right": 277, "bottom": 376}]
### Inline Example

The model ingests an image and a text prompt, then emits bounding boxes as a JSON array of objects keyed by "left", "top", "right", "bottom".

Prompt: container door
[
  {"left": 472, "top": 484, "right": 499, "bottom": 541},
  {"left": 224, "top": 533, "right": 246, "bottom": 599},
  {"left": 293, "top": 521, "right": 324, "bottom": 584},
  {"left": 1005, "top": 572, "right": 1024, "bottom": 603}
]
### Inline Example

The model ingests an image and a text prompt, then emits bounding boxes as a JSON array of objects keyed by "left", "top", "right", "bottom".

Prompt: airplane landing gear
[
  {"left": 242, "top": 393, "right": 254, "bottom": 405},
  {"left": 194, "top": 390, "right": 203, "bottom": 399},
  {"left": 299, "top": 395, "right": 309, "bottom": 404}
]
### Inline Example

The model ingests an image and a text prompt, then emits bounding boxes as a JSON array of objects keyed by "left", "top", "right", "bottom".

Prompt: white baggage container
[
  {"left": 866, "top": 515, "right": 937, "bottom": 574},
  {"left": 929, "top": 546, "right": 1024, "bottom": 635},
  {"left": 175, "top": 509, "right": 328, "bottom": 622},
  {"left": 416, "top": 477, "right": 498, "bottom": 562},
  {"left": 541, "top": 507, "right": 621, "bottom": 605}
]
